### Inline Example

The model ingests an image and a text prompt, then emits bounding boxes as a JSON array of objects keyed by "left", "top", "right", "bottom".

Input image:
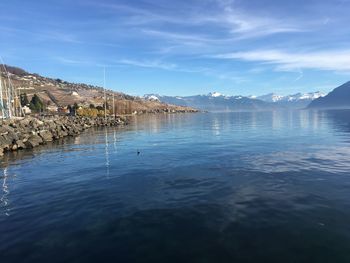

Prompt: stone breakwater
[{"left": 0, "top": 116, "right": 127, "bottom": 157}]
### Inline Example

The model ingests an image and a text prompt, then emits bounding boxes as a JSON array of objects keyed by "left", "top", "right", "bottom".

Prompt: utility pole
[
  {"left": 4, "top": 76, "right": 11, "bottom": 118},
  {"left": 103, "top": 67, "right": 107, "bottom": 120},
  {"left": 0, "top": 74, "right": 4, "bottom": 119},
  {"left": 112, "top": 93, "right": 115, "bottom": 119}
]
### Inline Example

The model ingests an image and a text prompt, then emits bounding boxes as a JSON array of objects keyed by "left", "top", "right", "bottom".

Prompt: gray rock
[
  {"left": 39, "top": 130, "right": 53, "bottom": 142},
  {"left": 0, "top": 135, "right": 13, "bottom": 150},
  {"left": 25, "top": 134, "right": 43, "bottom": 148},
  {"left": 16, "top": 140, "right": 26, "bottom": 149}
]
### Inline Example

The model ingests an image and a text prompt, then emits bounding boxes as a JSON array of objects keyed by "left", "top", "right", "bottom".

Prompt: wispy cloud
[
  {"left": 88, "top": 0, "right": 306, "bottom": 43},
  {"left": 141, "top": 29, "right": 226, "bottom": 46},
  {"left": 214, "top": 49, "right": 350, "bottom": 72},
  {"left": 54, "top": 56, "right": 91, "bottom": 66},
  {"left": 42, "top": 31, "right": 83, "bottom": 44},
  {"left": 117, "top": 59, "right": 177, "bottom": 71},
  {"left": 116, "top": 58, "right": 248, "bottom": 84},
  {"left": 294, "top": 69, "right": 304, "bottom": 82},
  {"left": 212, "top": 0, "right": 306, "bottom": 39}
]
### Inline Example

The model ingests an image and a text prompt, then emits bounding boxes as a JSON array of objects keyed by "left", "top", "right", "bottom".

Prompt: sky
[{"left": 1, "top": 0, "right": 350, "bottom": 96}]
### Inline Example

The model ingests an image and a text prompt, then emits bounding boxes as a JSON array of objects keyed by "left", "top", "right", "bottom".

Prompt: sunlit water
[{"left": 1, "top": 110, "right": 350, "bottom": 262}]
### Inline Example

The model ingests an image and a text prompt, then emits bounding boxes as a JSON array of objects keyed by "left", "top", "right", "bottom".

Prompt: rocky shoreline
[{"left": 0, "top": 116, "right": 127, "bottom": 157}]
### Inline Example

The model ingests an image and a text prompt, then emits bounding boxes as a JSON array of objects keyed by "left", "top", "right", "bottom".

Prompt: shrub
[{"left": 29, "top": 94, "right": 44, "bottom": 112}]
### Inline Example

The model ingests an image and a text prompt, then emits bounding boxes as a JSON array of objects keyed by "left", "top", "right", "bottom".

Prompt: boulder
[
  {"left": 39, "top": 130, "right": 53, "bottom": 142},
  {"left": 0, "top": 135, "right": 13, "bottom": 150},
  {"left": 11, "top": 144, "right": 18, "bottom": 151},
  {"left": 19, "top": 118, "right": 31, "bottom": 127},
  {"left": 16, "top": 140, "right": 26, "bottom": 149},
  {"left": 25, "top": 134, "right": 43, "bottom": 148}
]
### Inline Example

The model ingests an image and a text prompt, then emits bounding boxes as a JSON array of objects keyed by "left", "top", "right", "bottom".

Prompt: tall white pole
[
  {"left": 4, "top": 77, "right": 11, "bottom": 118},
  {"left": 112, "top": 93, "right": 115, "bottom": 118},
  {"left": 0, "top": 75, "right": 4, "bottom": 119},
  {"left": 0, "top": 62, "right": 11, "bottom": 118},
  {"left": 1, "top": 62, "right": 19, "bottom": 118},
  {"left": 103, "top": 67, "right": 107, "bottom": 120}
]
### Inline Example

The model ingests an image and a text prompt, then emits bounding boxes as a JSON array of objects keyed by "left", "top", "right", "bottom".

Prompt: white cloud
[
  {"left": 88, "top": 1, "right": 306, "bottom": 42},
  {"left": 214, "top": 49, "right": 350, "bottom": 72},
  {"left": 117, "top": 59, "right": 177, "bottom": 70},
  {"left": 141, "top": 29, "right": 216, "bottom": 45},
  {"left": 116, "top": 58, "right": 247, "bottom": 83},
  {"left": 54, "top": 57, "right": 92, "bottom": 65},
  {"left": 214, "top": 2, "right": 305, "bottom": 39}
]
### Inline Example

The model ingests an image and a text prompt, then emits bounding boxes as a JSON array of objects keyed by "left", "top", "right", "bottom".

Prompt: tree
[
  {"left": 89, "top": 104, "right": 95, "bottom": 109},
  {"left": 73, "top": 102, "right": 79, "bottom": 110},
  {"left": 20, "top": 93, "right": 29, "bottom": 107},
  {"left": 67, "top": 105, "right": 72, "bottom": 114},
  {"left": 71, "top": 102, "right": 79, "bottom": 116},
  {"left": 29, "top": 94, "right": 44, "bottom": 112}
]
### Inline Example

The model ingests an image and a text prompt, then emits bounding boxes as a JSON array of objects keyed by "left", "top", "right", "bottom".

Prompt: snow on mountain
[
  {"left": 143, "top": 91, "right": 327, "bottom": 111},
  {"left": 208, "top": 92, "right": 224, "bottom": 97},
  {"left": 256, "top": 93, "right": 284, "bottom": 102},
  {"left": 257, "top": 92, "right": 326, "bottom": 103},
  {"left": 296, "top": 91, "right": 325, "bottom": 100},
  {"left": 143, "top": 94, "right": 160, "bottom": 101}
]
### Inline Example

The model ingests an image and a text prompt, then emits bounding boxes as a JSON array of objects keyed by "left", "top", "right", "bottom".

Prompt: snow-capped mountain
[
  {"left": 256, "top": 92, "right": 326, "bottom": 109},
  {"left": 257, "top": 92, "right": 325, "bottom": 103},
  {"left": 143, "top": 91, "right": 327, "bottom": 112},
  {"left": 255, "top": 93, "right": 284, "bottom": 103},
  {"left": 208, "top": 92, "right": 224, "bottom": 98},
  {"left": 144, "top": 93, "right": 276, "bottom": 112},
  {"left": 143, "top": 94, "right": 160, "bottom": 101}
]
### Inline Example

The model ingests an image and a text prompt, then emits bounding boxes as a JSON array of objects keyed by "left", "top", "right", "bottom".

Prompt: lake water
[{"left": 1, "top": 110, "right": 350, "bottom": 262}]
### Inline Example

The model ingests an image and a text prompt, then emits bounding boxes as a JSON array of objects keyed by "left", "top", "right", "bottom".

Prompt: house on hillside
[
  {"left": 58, "top": 107, "right": 70, "bottom": 115},
  {"left": 47, "top": 105, "right": 58, "bottom": 113},
  {"left": 22, "top": 106, "right": 32, "bottom": 115}
]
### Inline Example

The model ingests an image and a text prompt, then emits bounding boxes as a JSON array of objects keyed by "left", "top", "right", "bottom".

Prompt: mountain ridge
[
  {"left": 144, "top": 91, "right": 325, "bottom": 112},
  {"left": 308, "top": 81, "right": 350, "bottom": 109}
]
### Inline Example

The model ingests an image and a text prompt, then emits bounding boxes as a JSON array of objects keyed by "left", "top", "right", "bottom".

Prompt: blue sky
[{"left": 1, "top": 0, "right": 350, "bottom": 96}]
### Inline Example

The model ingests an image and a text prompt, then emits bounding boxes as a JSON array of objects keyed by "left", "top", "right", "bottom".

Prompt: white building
[{"left": 22, "top": 106, "right": 32, "bottom": 115}]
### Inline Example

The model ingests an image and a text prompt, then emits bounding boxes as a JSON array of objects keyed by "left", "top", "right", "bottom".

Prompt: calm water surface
[{"left": 1, "top": 110, "right": 350, "bottom": 262}]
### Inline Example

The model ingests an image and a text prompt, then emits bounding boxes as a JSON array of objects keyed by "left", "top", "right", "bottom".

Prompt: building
[{"left": 22, "top": 106, "right": 32, "bottom": 115}]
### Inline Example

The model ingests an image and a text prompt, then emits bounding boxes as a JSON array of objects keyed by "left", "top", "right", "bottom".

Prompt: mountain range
[
  {"left": 144, "top": 91, "right": 326, "bottom": 112},
  {"left": 2, "top": 65, "right": 350, "bottom": 113}
]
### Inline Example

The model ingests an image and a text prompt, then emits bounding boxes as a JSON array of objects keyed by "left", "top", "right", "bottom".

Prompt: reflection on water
[
  {"left": 104, "top": 127, "right": 110, "bottom": 178},
  {"left": 1, "top": 110, "right": 350, "bottom": 262},
  {"left": 1, "top": 168, "right": 11, "bottom": 216},
  {"left": 113, "top": 129, "right": 117, "bottom": 153}
]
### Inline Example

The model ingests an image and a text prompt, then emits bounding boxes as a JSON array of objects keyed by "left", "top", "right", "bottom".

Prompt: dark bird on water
[{"left": 137, "top": 150, "right": 140, "bottom": 155}]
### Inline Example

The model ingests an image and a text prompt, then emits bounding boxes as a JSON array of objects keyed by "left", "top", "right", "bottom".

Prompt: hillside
[
  {"left": 0, "top": 65, "right": 197, "bottom": 114},
  {"left": 308, "top": 81, "right": 350, "bottom": 109}
]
